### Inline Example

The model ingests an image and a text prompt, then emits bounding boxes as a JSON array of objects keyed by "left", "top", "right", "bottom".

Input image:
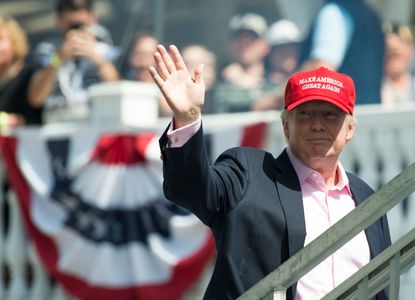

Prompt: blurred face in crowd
[
  {"left": 229, "top": 30, "right": 269, "bottom": 67},
  {"left": 268, "top": 43, "right": 299, "bottom": 75},
  {"left": 282, "top": 101, "right": 355, "bottom": 168},
  {"left": 56, "top": 9, "right": 96, "bottom": 34},
  {"left": 385, "top": 32, "right": 413, "bottom": 79},
  {"left": 182, "top": 45, "right": 217, "bottom": 90},
  {"left": 0, "top": 27, "right": 13, "bottom": 66},
  {"left": 129, "top": 35, "right": 158, "bottom": 82}
]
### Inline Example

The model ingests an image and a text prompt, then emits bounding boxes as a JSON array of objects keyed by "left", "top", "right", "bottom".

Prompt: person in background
[
  {"left": 214, "top": 12, "right": 276, "bottom": 113},
  {"left": 28, "top": 0, "right": 119, "bottom": 122},
  {"left": 181, "top": 44, "right": 217, "bottom": 114},
  {"left": 126, "top": 33, "right": 169, "bottom": 117},
  {"left": 159, "top": 44, "right": 218, "bottom": 116},
  {"left": 128, "top": 33, "right": 158, "bottom": 83},
  {"left": 298, "top": 0, "right": 385, "bottom": 105},
  {"left": 253, "top": 19, "right": 302, "bottom": 111},
  {"left": 382, "top": 23, "right": 415, "bottom": 108},
  {"left": 0, "top": 16, "right": 42, "bottom": 127},
  {"left": 265, "top": 19, "right": 301, "bottom": 88},
  {"left": 149, "top": 44, "right": 391, "bottom": 300}
]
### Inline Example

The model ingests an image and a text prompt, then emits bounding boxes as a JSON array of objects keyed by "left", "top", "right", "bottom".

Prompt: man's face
[
  {"left": 283, "top": 101, "right": 355, "bottom": 168},
  {"left": 56, "top": 9, "right": 96, "bottom": 34}
]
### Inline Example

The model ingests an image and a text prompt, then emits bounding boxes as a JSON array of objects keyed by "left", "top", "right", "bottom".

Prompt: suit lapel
[
  {"left": 348, "top": 176, "right": 384, "bottom": 258},
  {"left": 273, "top": 150, "right": 306, "bottom": 258}
]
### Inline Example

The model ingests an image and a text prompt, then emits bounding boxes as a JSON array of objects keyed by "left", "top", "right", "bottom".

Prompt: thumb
[{"left": 193, "top": 63, "right": 205, "bottom": 84}]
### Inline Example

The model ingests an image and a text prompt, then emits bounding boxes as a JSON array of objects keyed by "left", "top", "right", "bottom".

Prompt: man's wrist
[
  {"left": 167, "top": 117, "right": 201, "bottom": 148},
  {"left": 174, "top": 109, "right": 201, "bottom": 129}
]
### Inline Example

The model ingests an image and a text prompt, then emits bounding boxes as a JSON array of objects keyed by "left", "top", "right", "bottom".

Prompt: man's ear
[
  {"left": 345, "top": 117, "right": 356, "bottom": 141},
  {"left": 282, "top": 118, "right": 290, "bottom": 140}
]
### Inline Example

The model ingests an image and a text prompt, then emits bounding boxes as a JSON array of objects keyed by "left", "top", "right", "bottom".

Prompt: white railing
[
  {"left": 0, "top": 160, "right": 71, "bottom": 300},
  {"left": 1, "top": 104, "right": 415, "bottom": 299}
]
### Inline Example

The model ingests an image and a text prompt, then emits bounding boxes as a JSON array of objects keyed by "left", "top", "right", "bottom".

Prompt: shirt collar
[{"left": 286, "top": 147, "right": 351, "bottom": 193}]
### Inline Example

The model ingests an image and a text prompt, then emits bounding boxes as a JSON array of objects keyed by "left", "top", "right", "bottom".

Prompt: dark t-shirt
[{"left": 0, "top": 64, "right": 42, "bottom": 125}]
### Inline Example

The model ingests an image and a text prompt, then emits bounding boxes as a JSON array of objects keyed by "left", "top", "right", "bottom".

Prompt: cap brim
[
  {"left": 286, "top": 95, "right": 352, "bottom": 114},
  {"left": 231, "top": 28, "right": 261, "bottom": 37},
  {"left": 270, "top": 41, "right": 300, "bottom": 47}
]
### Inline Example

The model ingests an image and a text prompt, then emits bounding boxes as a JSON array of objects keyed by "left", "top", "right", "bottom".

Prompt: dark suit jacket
[{"left": 160, "top": 125, "right": 391, "bottom": 300}]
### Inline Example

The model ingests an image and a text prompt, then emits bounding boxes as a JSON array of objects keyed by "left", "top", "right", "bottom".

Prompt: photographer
[{"left": 28, "top": 0, "right": 119, "bottom": 122}]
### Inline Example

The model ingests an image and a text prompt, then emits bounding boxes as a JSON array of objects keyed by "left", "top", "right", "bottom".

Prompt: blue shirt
[{"left": 310, "top": 3, "right": 354, "bottom": 67}]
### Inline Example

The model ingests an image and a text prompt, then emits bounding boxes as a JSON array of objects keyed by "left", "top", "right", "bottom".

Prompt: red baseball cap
[{"left": 284, "top": 67, "right": 356, "bottom": 114}]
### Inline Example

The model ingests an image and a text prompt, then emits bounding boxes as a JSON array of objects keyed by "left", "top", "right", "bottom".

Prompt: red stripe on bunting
[
  {"left": 91, "top": 133, "right": 155, "bottom": 165},
  {"left": 240, "top": 122, "right": 268, "bottom": 148},
  {"left": 0, "top": 136, "right": 61, "bottom": 274},
  {"left": 0, "top": 136, "right": 215, "bottom": 300}
]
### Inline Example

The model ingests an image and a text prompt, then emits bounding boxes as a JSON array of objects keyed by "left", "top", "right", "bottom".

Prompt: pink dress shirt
[
  {"left": 167, "top": 119, "right": 370, "bottom": 299},
  {"left": 166, "top": 118, "right": 202, "bottom": 148},
  {"left": 286, "top": 148, "right": 370, "bottom": 299}
]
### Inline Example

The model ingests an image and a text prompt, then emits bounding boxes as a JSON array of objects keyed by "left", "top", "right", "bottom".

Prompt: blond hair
[
  {"left": 0, "top": 16, "right": 29, "bottom": 64},
  {"left": 383, "top": 22, "right": 414, "bottom": 44}
]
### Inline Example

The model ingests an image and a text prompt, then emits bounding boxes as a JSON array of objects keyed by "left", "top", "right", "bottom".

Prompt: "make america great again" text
[{"left": 299, "top": 76, "right": 343, "bottom": 93}]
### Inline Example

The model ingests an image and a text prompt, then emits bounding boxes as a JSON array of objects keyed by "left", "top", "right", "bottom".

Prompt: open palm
[{"left": 149, "top": 45, "right": 205, "bottom": 127}]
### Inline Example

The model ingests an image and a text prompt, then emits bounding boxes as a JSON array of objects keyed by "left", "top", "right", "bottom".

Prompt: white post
[
  {"left": 273, "top": 289, "right": 286, "bottom": 300},
  {"left": 350, "top": 129, "right": 378, "bottom": 189},
  {"left": 50, "top": 284, "right": 71, "bottom": 300},
  {"left": 28, "top": 244, "right": 51, "bottom": 300},
  {"left": 399, "top": 128, "right": 415, "bottom": 234},
  {"left": 0, "top": 160, "right": 5, "bottom": 300},
  {"left": 376, "top": 130, "right": 405, "bottom": 242},
  {"left": 4, "top": 190, "right": 28, "bottom": 300},
  {"left": 399, "top": 127, "right": 415, "bottom": 296}
]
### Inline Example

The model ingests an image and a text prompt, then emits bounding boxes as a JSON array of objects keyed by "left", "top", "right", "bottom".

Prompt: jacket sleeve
[{"left": 159, "top": 124, "right": 250, "bottom": 226}]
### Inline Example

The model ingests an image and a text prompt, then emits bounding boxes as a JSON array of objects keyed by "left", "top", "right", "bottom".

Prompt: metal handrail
[
  {"left": 323, "top": 227, "right": 415, "bottom": 299},
  {"left": 237, "top": 162, "right": 415, "bottom": 300}
]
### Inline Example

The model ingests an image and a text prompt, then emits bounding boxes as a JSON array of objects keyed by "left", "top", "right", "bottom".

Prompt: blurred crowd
[{"left": 1, "top": 0, "right": 415, "bottom": 128}]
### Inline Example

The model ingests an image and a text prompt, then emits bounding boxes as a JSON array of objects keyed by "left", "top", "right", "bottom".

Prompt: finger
[
  {"left": 154, "top": 52, "right": 169, "bottom": 80},
  {"left": 149, "top": 66, "right": 173, "bottom": 106},
  {"left": 157, "top": 44, "right": 176, "bottom": 74},
  {"left": 149, "top": 66, "right": 165, "bottom": 89},
  {"left": 169, "top": 45, "right": 188, "bottom": 72},
  {"left": 193, "top": 63, "right": 205, "bottom": 84}
]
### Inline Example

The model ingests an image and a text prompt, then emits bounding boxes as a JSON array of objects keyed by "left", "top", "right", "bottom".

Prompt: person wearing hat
[
  {"left": 251, "top": 19, "right": 302, "bottom": 111},
  {"left": 265, "top": 19, "right": 301, "bottom": 87},
  {"left": 149, "top": 45, "right": 391, "bottom": 300},
  {"left": 213, "top": 12, "right": 277, "bottom": 113}
]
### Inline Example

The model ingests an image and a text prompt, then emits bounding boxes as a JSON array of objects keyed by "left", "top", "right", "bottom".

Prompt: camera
[{"left": 66, "top": 22, "right": 86, "bottom": 33}]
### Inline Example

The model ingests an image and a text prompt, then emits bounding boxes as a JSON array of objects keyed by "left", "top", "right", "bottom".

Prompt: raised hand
[
  {"left": 149, "top": 45, "right": 205, "bottom": 128},
  {"left": 61, "top": 30, "right": 102, "bottom": 65}
]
